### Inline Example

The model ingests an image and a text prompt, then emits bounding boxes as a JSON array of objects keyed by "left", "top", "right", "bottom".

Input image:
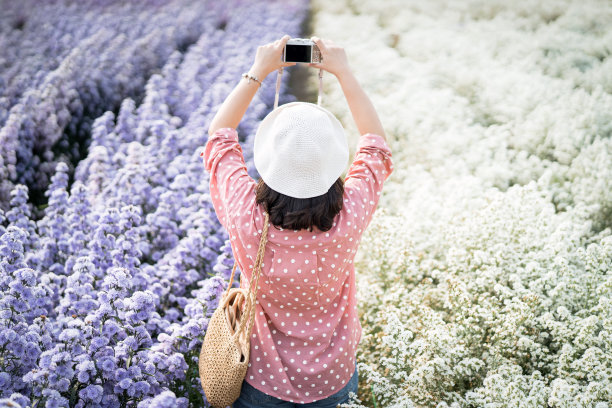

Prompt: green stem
[
  {"left": 69, "top": 379, "right": 79, "bottom": 406},
  {"left": 371, "top": 383, "right": 378, "bottom": 408}
]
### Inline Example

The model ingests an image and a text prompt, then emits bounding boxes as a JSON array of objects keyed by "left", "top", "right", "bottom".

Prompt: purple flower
[
  {"left": 11, "top": 340, "right": 25, "bottom": 358},
  {"left": 0, "top": 393, "right": 31, "bottom": 407},
  {"left": 119, "top": 377, "right": 133, "bottom": 390},
  {"left": 38, "top": 350, "right": 53, "bottom": 369},
  {"left": 56, "top": 378, "right": 70, "bottom": 392},
  {"left": 134, "top": 380, "right": 150, "bottom": 394},
  {"left": 55, "top": 363, "right": 74, "bottom": 378},
  {"left": 42, "top": 389, "right": 68, "bottom": 408},
  {"left": 58, "top": 328, "right": 79, "bottom": 341},
  {"left": 144, "top": 361, "right": 156, "bottom": 375},
  {"left": 115, "top": 368, "right": 128, "bottom": 382},
  {"left": 139, "top": 390, "right": 179, "bottom": 408},
  {"left": 100, "top": 356, "right": 117, "bottom": 372},
  {"left": 77, "top": 370, "right": 89, "bottom": 383},
  {"left": 0, "top": 372, "right": 10, "bottom": 388},
  {"left": 102, "top": 320, "right": 119, "bottom": 337},
  {"left": 123, "top": 336, "right": 138, "bottom": 350},
  {"left": 25, "top": 341, "right": 40, "bottom": 359},
  {"left": 128, "top": 365, "right": 142, "bottom": 378},
  {"left": 90, "top": 336, "right": 108, "bottom": 350},
  {"left": 78, "top": 384, "right": 103, "bottom": 402},
  {"left": 4, "top": 329, "right": 17, "bottom": 342}
]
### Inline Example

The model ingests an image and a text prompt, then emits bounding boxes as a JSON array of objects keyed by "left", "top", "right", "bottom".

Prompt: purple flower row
[
  {"left": 0, "top": 0, "right": 232, "bottom": 218},
  {"left": 0, "top": 0, "right": 308, "bottom": 406}
]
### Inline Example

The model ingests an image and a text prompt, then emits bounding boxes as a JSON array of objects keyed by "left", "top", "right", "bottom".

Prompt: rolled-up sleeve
[
  {"left": 344, "top": 133, "right": 393, "bottom": 230},
  {"left": 201, "top": 127, "right": 256, "bottom": 232}
]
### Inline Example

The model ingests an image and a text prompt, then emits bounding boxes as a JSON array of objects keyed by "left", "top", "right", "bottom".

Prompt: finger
[
  {"left": 280, "top": 34, "right": 291, "bottom": 46},
  {"left": 275, "top": 35, "right": 290, "bottom": 52},
  {"left": 310, "top": 36, "right": 325, "bottom": 50}
]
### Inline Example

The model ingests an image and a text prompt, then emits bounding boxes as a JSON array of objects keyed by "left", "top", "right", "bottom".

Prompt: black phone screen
[{"left": 285, "top": 44, "right": 311, "bottom": 63}]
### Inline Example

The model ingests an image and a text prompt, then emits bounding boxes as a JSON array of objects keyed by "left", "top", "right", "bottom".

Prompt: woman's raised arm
[
  {"left": 308, "top": 37, "right": 386, "bottom": 141},
  {"left": 207, "top": 35, "right": 296, "bottom": 137}
]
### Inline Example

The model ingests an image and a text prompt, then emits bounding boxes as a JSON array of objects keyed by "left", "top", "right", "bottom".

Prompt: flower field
[
  {"left": 0, "top": 0, "right": 610, "bottom": 407},
  {"left": 308, "top": 0, "right": 611, "bottom": 407},
  {"left": 0, "top": 0, "right": 306, "bottom": 406},
  {"left": 0, "top": 0, "right": 231, "bottom": 213}
]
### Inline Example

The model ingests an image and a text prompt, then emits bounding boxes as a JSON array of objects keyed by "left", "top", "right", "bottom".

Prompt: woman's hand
[
  {"left": 250, "top": 35, "right": 296, "bottom": 79},
  {"left": 307, "top": 36, "right": 351, "bottom": 78}
]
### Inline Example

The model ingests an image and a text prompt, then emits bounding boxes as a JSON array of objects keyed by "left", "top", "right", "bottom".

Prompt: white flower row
[{"left": 309, "top": 0, "right": 612, "bottom": 406}]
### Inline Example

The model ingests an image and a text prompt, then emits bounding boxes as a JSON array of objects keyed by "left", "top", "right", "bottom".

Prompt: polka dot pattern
[{"left": 202, "top": 128, "right": 393, "bottom": 403}]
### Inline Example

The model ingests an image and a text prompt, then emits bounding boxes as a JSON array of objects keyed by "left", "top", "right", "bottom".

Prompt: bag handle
[
  {"left": 226, "top": 212, "right": 270, "bottom": 340},
  {"left": 273, "top": 66, "right": 323, "bottom": 110}
]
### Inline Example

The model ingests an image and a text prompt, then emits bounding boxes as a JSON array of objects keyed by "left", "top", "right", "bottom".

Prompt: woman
[{"left": 202, "top": 34, "right": 393, "bottom": 407}]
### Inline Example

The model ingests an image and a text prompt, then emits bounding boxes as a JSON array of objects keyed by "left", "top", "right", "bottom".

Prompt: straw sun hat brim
[{"left": 254, "top": 102, "right": 348, "bottom": 199}]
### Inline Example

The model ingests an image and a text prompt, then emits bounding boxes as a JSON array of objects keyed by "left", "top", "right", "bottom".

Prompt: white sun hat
[{"left": 254, "top": 101, "right": 348, "bottom": 199}]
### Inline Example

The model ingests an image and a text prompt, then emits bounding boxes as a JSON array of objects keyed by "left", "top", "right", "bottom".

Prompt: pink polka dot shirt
[{"left": 201, "top": 127, "right": 393, "bottom": 403}]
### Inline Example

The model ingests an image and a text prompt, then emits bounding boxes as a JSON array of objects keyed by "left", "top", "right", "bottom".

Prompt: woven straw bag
[{"left": 199, "top": 212, "right": 270, "bottom": 408}]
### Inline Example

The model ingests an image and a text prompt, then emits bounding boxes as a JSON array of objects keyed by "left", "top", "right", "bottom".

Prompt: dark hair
[{"left": 255, "top": 178, "right": 344, "bottom": 232}]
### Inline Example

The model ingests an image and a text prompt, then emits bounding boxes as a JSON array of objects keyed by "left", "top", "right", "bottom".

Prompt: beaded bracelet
[{"left": 242, "top": 72, "right": 262, "bottom": 87}]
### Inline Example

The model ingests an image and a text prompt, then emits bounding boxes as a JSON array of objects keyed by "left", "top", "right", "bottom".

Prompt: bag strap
[
  {"left": 224, "top": 211, "right": 270, "bottom": 299},
  {"left": 273, "top": 66, "right": 323, "bottom": 110},
  {"left": 233, "top": 211, "right": 270, "bottom": 340}
]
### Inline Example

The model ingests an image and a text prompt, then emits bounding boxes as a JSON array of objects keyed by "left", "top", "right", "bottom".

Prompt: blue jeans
[{"left": 233, "top": 365, "right": 358, "bottom": 408}]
